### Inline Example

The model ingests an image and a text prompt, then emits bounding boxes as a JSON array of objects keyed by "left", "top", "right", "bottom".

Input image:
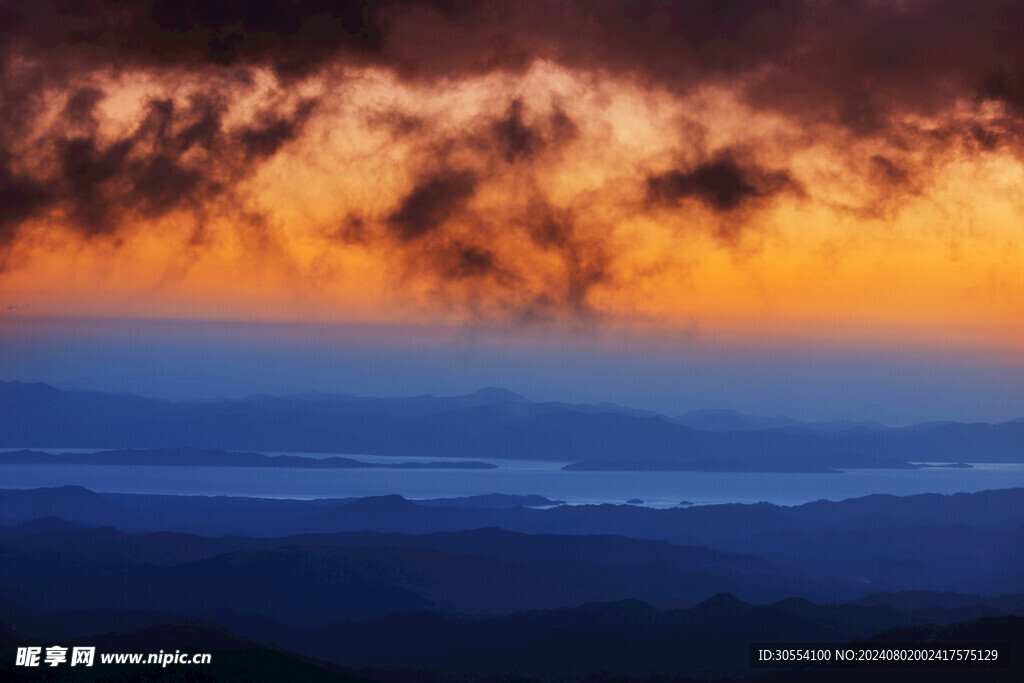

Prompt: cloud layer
[{"left": 1, "top": 1, "right": 1022, "bottom": 338}]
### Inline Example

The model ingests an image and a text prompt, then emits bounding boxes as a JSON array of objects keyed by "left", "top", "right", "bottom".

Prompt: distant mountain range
[
  {"left": 1, "top": 381, "right": 1022, "bottom": 471},
  {"left": 674, "top": 408, "right": 889, "bottom": 433}
]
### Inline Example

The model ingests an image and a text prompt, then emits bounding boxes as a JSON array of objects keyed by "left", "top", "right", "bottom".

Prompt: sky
[{"left": 0, "top": 1, "right": 1022, "bottom": 423}]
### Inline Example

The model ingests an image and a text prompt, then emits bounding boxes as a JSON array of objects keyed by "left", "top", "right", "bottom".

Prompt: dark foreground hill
[
  {"left": 2, "top": 598, "right": 1020, "bottom": 682},
  {"left": 1, "top": 485, "right": 1021, "bottom": 681},
  {"left": 1, "top": 486, "right": 1021, "bottom": 596},
  {"left": 0, "top": 525, "right": 845, "bottom": 621},
  {"left": 0, "top": 619, "right": 374, "bottom": 682}
]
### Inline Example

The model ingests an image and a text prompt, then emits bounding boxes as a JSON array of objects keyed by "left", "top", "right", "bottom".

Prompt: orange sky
[{"left": 1, "top": 3, "right": 1022, "bottom": 358}]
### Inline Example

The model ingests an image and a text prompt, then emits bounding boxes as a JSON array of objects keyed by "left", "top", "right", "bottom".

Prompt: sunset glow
[{"left": 1, "top": 1, "right": 1022, "bottom": 361}]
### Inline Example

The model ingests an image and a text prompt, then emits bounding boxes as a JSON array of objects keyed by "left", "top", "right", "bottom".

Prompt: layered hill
[{"left": 2, "top": 382, "right": 1021, "bottom": 471}]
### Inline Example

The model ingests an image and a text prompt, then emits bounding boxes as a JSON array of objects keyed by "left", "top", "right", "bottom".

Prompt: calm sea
[{"left": 1, "top": 449, "right": 1022, "bottom": 506}]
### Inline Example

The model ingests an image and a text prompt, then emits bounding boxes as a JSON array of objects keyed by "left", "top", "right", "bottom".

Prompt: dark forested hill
[{"left": 1, "top": 487, "right": 1022, "bottom": 597}]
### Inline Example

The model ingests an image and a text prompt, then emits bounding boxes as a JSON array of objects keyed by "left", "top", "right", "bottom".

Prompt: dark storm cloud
[
  {"left": 373, "top": 1, "right": 1009, "bottom": 129},
  {"left": 446, "top": 242, "right": 498, "bottom": 279},
  {"left": 239, "top": 99, "right": 318, "bottom": 158},
  {"left": 2, "top": 0, "right": 388, "bottom": 77},
  {"left": 131, "top": 155, "right": 205, "bottom": 218},
  {"left": 562, "top": 0, "right": 807, "bottom": 77},
  {"left": 546, "top": 106, "right": 578, "bottom": 144},
  {"left": 7, "top": 1, "right": 1024, "bottom": 143},
  {"left": 561, "top": 238, "right": 608, "bottom": 316},
  {"left": 647, "top": 154, "right": 798, "bottom": 212},
  {"left": 396, "top": 0, "right": 1024, "bottom": 140},
  {"left": 529, "top": 215, "right": 570, "bottom": 249},
  {"left": 335, "top": 96, "right": 607, "bottom": 318},
  {"left": 842, "top": 154, "right": 925, "bottom": 220},
  {"left": 869, "top": 156, "right": 911, "bottom": 188},
  {"left": 62, "top": 88, "right": 105, "bottom": 130},
  {"left": 0, "top": 85, "right": 318, "bottom": 244},
  {"left": 969, "top": 125, "right": 1001, "bottom": 151},
  {"left": 473, "top": 99, "right": 577, "bottom": 166},
  {"left": 519, "top": 204, "right": 609, "bottom": 317},
  {"left": 386, "top": 170, "right": 478, "bottom": 241},
  {"left": 366, "top": 93, "right": 607, "bottom": 316},
  {"left": 0, "top": 159, "right": 52, "bottom": 245},
  {"left": 492, "top": 99, "right": 543, "bottom": 163},
  {"left": 59, "top": 135, "right": 142, "bottom": 235},
  {"left": 3, "top": 0, "right": 1022, "bottom": 322}
]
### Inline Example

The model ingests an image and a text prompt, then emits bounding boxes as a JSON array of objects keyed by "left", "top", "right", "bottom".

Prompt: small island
[
  {"left": 0, "top": 448, "right": 497, "bottom": 470},
  {"left": 561, "top": 453, "right": 954, "bottom": 474}
]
